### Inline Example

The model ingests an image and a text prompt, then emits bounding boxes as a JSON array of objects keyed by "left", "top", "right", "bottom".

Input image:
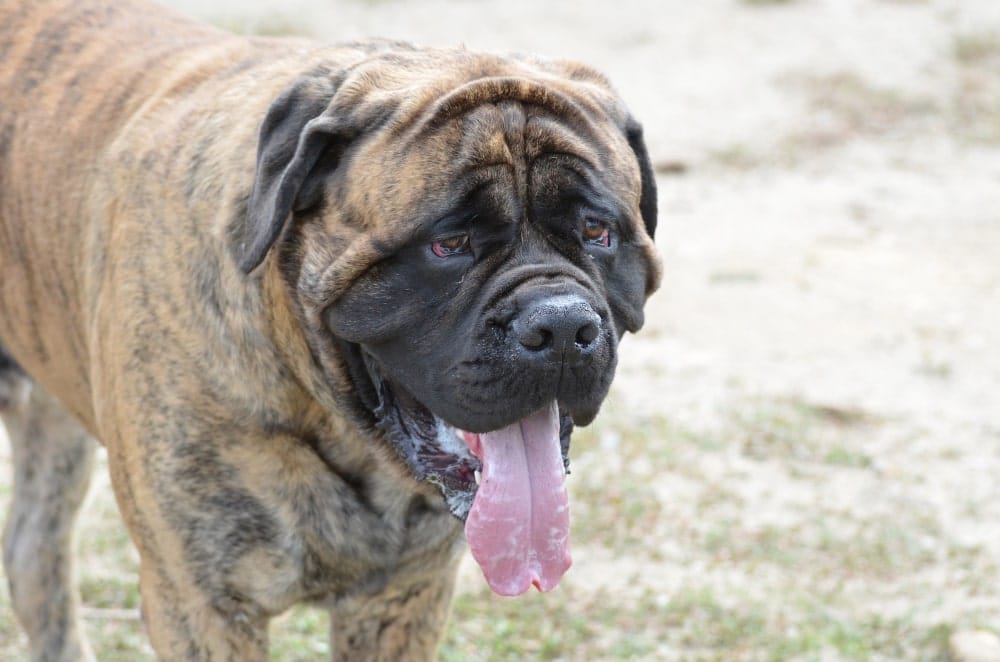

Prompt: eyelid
[
  {"left": 440, "top": 234, "right": 467, "bottom": 247},
  {"left": 583, "top": 215, "right": 615, "bottom": 232},
  {"left": 429, "top": 211, "right": 479, "bottom": 239},
  {"left": 586, "top": 210, "right": 628, "bottom": 237}
]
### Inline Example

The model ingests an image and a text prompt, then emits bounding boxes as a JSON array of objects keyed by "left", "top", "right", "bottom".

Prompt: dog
[{"left": 0, "top": 0, "right": 661, "bottom": 658}]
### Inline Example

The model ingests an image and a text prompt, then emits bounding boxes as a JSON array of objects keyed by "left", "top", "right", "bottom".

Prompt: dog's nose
[{"left": 512, "top": 295, "right": 602, "bottom": 362}]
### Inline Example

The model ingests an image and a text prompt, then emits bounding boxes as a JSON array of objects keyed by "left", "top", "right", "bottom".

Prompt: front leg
[
  {"left": 139, "top": 560, "right": 270, "bottom": 661},
  {"left": 328, "top": 559, "right": 460, "bottom": 662},
  {"left": 105, "top": 445, "right": 273, "bottom": 661}
]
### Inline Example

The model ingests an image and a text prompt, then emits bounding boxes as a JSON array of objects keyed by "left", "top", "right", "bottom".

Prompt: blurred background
[{"left": 2, "top": 0, "right": 999, "bottom": 659}]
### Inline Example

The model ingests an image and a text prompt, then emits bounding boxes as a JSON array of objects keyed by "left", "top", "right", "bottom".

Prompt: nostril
[
  {"left": 519, "top": 327, "right": 551, "bottom": 350},
  {"left": 512, "top": 316, "right": 552, "bottom": 351},
  {"left": 575, "top": 322, "right": 599, "bottom": 347}
]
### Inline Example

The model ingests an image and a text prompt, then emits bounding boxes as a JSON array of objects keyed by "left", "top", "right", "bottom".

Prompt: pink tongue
[{"left": 463, "top": 402, "right": 571, "bottom": 596}]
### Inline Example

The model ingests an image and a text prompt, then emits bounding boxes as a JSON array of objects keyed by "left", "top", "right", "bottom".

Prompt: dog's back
[
  {"left": 1, "top": 0, "right": 211, "bottom": 416},
  {"left": 0, "top": 0, "right": 299, "bottom": 423}
]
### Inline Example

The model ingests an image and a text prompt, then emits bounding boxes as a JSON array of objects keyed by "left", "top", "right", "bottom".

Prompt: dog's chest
[{"left": 288, "top": 467, "right": 465, "bottom": 602}]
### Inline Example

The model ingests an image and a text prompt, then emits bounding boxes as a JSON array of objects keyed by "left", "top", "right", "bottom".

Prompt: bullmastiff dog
[{"left": 0, "top": 0, "right": 661, "bottom": 658}]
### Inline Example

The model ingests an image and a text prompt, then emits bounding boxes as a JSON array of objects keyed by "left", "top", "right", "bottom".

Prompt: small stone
[{"left": 950, "top": 630, "right": 1000, "bottom": 662}]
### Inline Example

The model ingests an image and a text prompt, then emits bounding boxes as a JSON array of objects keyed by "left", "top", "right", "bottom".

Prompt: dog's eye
[
  {"left": 583, "top": 219, "right": 611, "bottom": 248},
  {"left": 431, "top": 234, "right": 471, "bottom": 257}
]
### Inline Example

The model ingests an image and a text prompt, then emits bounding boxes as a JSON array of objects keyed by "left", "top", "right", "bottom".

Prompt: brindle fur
[{"left": 0, "top": 0, "right": 660, "bottom": 659}]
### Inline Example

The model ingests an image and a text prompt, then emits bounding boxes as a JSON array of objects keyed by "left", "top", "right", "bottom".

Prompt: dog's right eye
[
  {"left": 582, "top": 218, "right": 611, "bottom": 248},
  {"left": 431, "top": 235, "right": 471, "bottom": 258}
]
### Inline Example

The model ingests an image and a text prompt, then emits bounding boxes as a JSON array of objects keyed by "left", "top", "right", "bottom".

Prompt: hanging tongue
[{"left": 463, "top": 401, "right": 571, "bottom": 596}]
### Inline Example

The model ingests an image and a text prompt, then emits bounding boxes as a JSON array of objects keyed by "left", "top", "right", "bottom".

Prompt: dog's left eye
[
  {"left": 431, "top": 234, "right": 471, "bottom": 257},
  {"left": 583, "top": 218, "right": 611, "bottom": 248}
]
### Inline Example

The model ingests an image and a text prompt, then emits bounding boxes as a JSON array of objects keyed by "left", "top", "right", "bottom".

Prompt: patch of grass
[
  {"left": 568, "top": 414, "right": 719, "bottom": 551},
  {"left": 780, "top": 72, "right": 937, "bottom": 154},
  {"left": 85, "top": 619, "right": 152, "bottom": 661},
  {"left": 699, "top": 509, "right": 941, "bottom": 579},
  {"left": 803, "top": 402, "right": 878, "bottom": 427},
  {"left": 662, "top": 585, "right": 770, "bottom": 652},
  {"left": 708, "top": 269, "right": 762, "bottom": 285},
  {"left": 737, "top": 397, "right": 878, "bottom": 464},
  {"left": 270, "top": 606, "right": 329, "bottom": 660},
  {"left": 952, "top": 35, "right": 1000, "bottom": 144},
  {"left": 571, "top": 406, "right": 694, "bottom": 464},
  {"left": 824, "top": 521, "right": 939, "bottom": 579},
  {"left": 0, "top": 592, "right": 28, "bottom": 662},
  {"left": 444, "top": 586, "right": 662, "bottom": 660},
  {"left": 610, "top": 29, "right": 660, "bottom": 50},
  {"left": 823, "top": 446, "right": 873, "bottom": 468},
  {"left": 695, "top": 480, "right": 744, "bottom": 514},
  {"left": 702, "top": 519, "right": 792, "bottom": 564},
  {"left": 954, "top": 32, "right": 1000, "bottom": 65},
  {"left": 571, "top": 465, "right": 666, "bottom": 550},
  {"left": 658, "top": 585, "right": 958, "bottom": 660},
  {"left": 769, "top": 603, "right": 931, "bottom": 659},
  {"left": 916, "top": 355, "right": 953, "bottom": 379},
  {"left": 653, "top": 159, "right": 690, "bottom": 175},
  {"left": 708, "top": 143, "right": 770, "bottom": 170},
  {"left": 79, "top": 576, "right": 141, "bottom": 610}
]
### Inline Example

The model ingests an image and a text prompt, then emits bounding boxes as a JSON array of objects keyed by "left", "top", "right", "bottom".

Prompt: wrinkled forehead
[
  {"left": 413, "top": 63, "right": 637, "bottom": 178},
  {"left": 455, "top": 99, "right": 635, "bottom": 184},
  {"left": 345, "top": 61, "right": 642, "bottom": 232}
]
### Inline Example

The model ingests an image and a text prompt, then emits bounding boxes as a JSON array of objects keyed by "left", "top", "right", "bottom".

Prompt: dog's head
[{"left": 235, "top": 46, "right": 660, "bottom": 595}]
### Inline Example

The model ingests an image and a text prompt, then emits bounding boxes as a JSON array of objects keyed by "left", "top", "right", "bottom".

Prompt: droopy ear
[
  {"left": 236, "top": 79, "right": 348, "bottom": 273},
  {"left": 624, "top": 117, "right": 657, "bottom": 240}
]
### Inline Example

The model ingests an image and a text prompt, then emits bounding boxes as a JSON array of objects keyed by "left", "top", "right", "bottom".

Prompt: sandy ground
[{"left": 2, "top": 0, "right": 999, "bottom": 659}]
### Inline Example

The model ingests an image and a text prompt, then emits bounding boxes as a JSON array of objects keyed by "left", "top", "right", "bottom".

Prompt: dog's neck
[{"left": 255, "top": 251, "right": 378, "bottom": 443}]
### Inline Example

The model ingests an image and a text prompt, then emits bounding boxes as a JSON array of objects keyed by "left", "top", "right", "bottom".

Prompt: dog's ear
[
  {"left": 236, "top": 80, "right": 350, "bottom": 274},
  {"left": 624, "top": 117, "right": 657, "bottom": 240}
]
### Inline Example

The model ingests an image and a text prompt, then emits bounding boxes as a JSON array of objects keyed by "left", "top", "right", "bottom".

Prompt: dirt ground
[{"left": 2, "top": 0, "right": 999, "bottom": 659}]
